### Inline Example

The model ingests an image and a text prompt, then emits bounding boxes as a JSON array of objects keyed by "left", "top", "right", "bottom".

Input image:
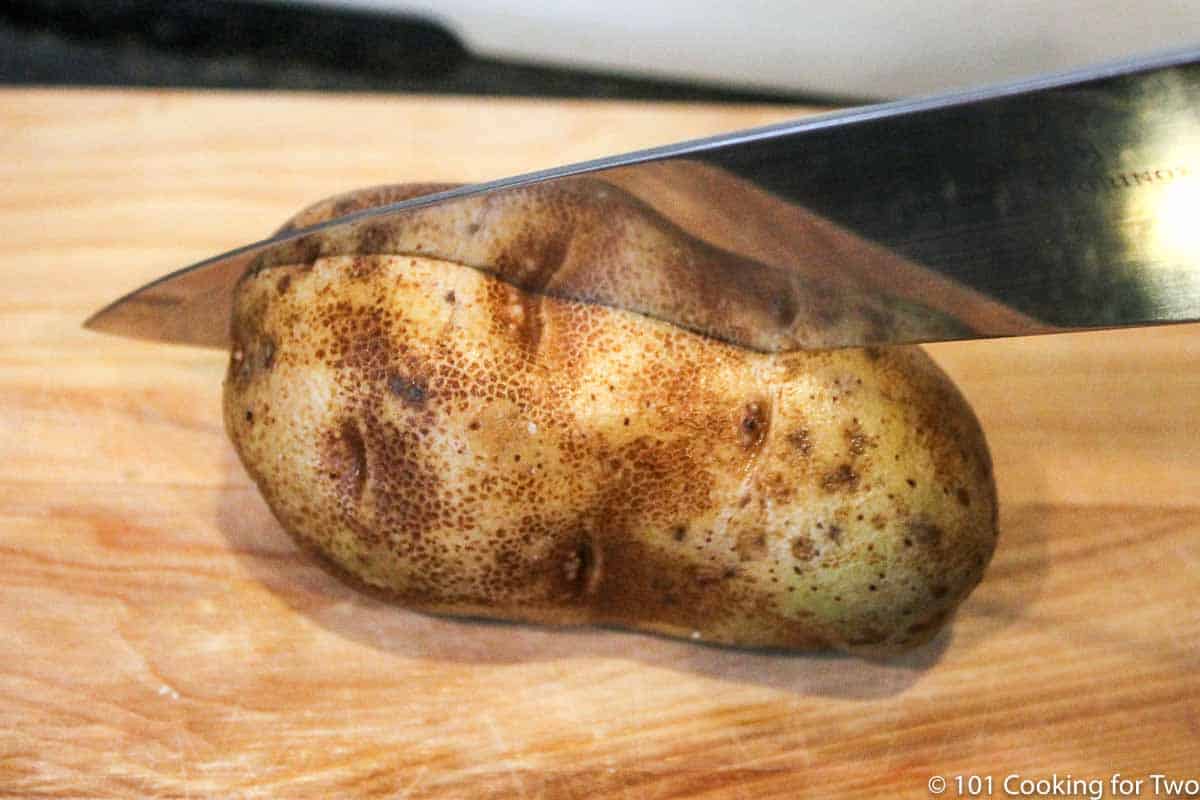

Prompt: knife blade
[{"left": 85, "top": 46, "right": 1200, "bottom": 352}]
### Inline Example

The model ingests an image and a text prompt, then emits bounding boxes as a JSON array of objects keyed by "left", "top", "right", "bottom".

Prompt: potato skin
[{"left": 225, "top": 248, "right": 998, "bottom": 655}]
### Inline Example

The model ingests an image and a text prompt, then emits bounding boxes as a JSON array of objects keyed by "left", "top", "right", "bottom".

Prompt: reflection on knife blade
[{"left": 254, "top": 164, "right": 1044, "bottom": 352}]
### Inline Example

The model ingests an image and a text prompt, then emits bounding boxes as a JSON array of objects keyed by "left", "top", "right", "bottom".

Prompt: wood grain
[{"left": 1, "top": 89, "right": 1198, "bottom": 799}]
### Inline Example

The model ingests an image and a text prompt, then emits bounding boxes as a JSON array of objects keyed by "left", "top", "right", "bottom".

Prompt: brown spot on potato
[
  {"left": 325, "top": 420, "right": 367, "bottom": 505},
  {"left": 738, "top": 400, "right": 769, "bottom": 449},
  {"left": 694, "top": 564, "right": 730, "bottom": 586},
  {"left": 908, "top": 519, "right": 944, "bottom": 548},
  {"left": 735, "top": 530, "right": 768, "bottom": 562},
  {"left": 348, "top": 256, "right": 384, "bottom": 281},
  {"left": 791, "top": 535, "right": 817, "bottom": 561},
  {"left": 956, "top": 487, "right": 971, "bottom": 507},
  {"left": 787, "top": 428, "right": 813, "bottom": 457},
  {"left": 387, "top": 372, "right": 429, "bottom": 408},
  {"left": 821, "top": 464, "right": 859, "bottom": 492},
  {"left": 563, "top": 537, "right": 601, "bottom": 595},
  {"left": 844, "top": 421, "right": 875, "bottom": 456},
  {"left": 276, "top": 274, "right": 291, "bottom": 294}
]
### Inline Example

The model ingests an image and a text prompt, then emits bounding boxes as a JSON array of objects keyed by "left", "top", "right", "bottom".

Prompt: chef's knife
[{"left": 86, "top": 47, "right": 1200, "bottom": 351}]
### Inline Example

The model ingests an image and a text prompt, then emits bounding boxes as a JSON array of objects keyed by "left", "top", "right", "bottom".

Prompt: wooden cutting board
[{"left": 2, "top": 89, "right": 1198, "bottom": 799}]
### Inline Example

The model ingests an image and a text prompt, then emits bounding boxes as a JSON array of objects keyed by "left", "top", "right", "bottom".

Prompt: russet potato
[{"left": 224, "top": 181, "right": 998, "bottom": 656}]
